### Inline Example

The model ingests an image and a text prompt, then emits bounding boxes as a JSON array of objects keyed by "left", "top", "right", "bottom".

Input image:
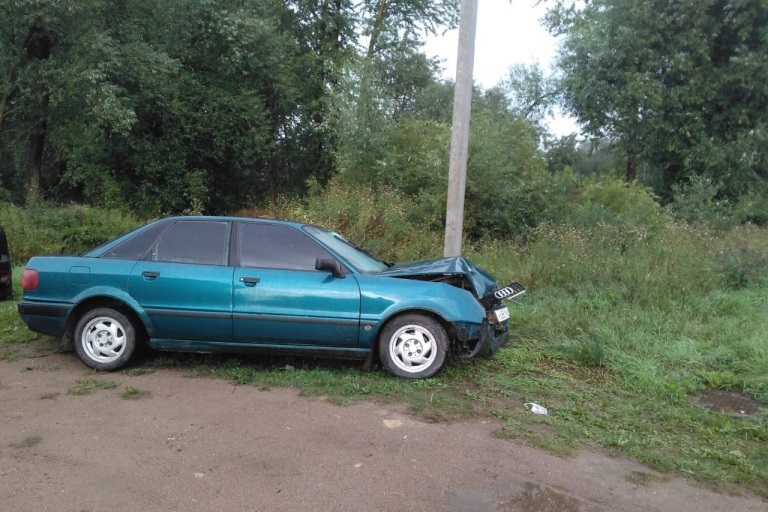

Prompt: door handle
[
  {"left": 239, "top": 276, "right": 260, "bottom": 286},
  {"left": 142, "top": 271, "right": 160, "bottom": 279}
]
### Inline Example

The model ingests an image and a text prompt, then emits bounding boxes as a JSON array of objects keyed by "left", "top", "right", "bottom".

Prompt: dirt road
[{"left": 1, "top": 354, "right": 765, "bottom": 512}]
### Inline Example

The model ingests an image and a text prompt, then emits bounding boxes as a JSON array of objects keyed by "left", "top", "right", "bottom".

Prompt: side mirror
[{"left": 315, "top": 258, "right": 345, "bottom": 278}]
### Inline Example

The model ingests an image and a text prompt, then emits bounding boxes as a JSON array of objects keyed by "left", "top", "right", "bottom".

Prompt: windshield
[{"left": 304, "top": 226, "right": 389, "bottom": 273}]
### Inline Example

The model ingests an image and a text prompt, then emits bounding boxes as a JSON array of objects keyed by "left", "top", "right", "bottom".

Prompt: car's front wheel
[
  {"left": 74, "top": 307, "right": 137, "bottom": 371},
  {"left": 379, "top": 314, "right": 448, "bottom": 379}
]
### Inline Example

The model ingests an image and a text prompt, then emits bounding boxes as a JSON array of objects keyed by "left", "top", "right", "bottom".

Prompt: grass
[
  {"left": 122, "top": 368, "right": 155, "bottom": 376},
  {"left": 22, "top": 364, "right": 60, "bottom": 372},
  {"left": 121, "top": 386, "right": 151, "bottom": 399},
  {"left": 11, "top": 435, "right": 43, "bottom": 449},
  {"left": 0, "top": 265, "right": 47, "bottom": 356},
  {"left": 68, "top": 378, "right": 118, "bottom": 395},
  {"left": 1, "top": 206, "right": 766, "bottom": 496}
]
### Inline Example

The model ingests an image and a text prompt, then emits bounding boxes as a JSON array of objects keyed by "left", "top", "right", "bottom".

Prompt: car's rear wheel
[
  {"left": 74, "top": 308, "right": 137, "bottom": 371},
  {"left": 379, "top": 314, "right": 448, "bottom": 379}
]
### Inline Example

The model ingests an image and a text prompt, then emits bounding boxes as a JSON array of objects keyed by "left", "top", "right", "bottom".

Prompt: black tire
[
  {"left": 74, "top": 307, "right": 137, "bottom": 371},
  {"left": 378, "top": 314, "right": 448, "bottom": 379}
]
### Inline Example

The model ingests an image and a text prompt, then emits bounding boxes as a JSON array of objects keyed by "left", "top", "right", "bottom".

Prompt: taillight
[
  {"left": 0, "top": 273, "right": 9, "bottom": 284},
  {"left": 22, "top": 269, "right": 38, "bottom": 291}
]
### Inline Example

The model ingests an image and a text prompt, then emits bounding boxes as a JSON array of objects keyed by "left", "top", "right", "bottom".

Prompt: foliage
[
  {"left": 266, "top": 183, "right": 443, "bottom": 263},
  {"left": 564, "top": 175, "right": 669, "bottom": 230},
  {"left": 543, "top": 135, "right": 625, "bottom": 179},
  {"left": 10, "top": 435, "right": 43, "bottom": 449},
  {"left": 547, "top": 0, "right": 768, "bottom": 204},
  {"left": 490, "top": 62, "right": 559, "bottom": 131},
  {"left": 335, "top": 75, "right": 566, "bottom": 239},
  {"left": 0, "top": 202, "right": 142, "bottom": 263},
  {"left": 0, "top": 0, "right": 462, "bottom": 214},
  {"left": 0, "top": 267, "right": 42, "bottom": 351},
  {"left": 68, "top": 378, "right": 118, "bottom": 395},
  {"left": 667, "top": 175, "right": 733, "bottom": 228},
  {"left": 669, "top": 175, "right": 768, "bottom": 229},
  {"left": 121, "top": 386, "right": 152, "bottom": 399},
  {"left": 1, "top": 0, "right": 301, "bottom": 212}
]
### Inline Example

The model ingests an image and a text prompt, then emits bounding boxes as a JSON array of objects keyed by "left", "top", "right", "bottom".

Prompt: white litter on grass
[{"left": 524, "top": 403, "right": 548, "bottom": 415}]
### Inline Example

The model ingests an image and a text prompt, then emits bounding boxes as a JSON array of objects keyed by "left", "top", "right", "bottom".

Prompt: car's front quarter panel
[{"left": 354, "top": 274, "right": 485, "bottom": 345}]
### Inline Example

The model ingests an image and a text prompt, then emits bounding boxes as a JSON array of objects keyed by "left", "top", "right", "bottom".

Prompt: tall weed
[
  {"left": 254, "top": 183, "right": 443, "bottom": 263},
  {"left": 471, "top": 221, "right": 768, "bottom": 401},
  {"left": 0, "top": 202, "right": 142, "bottom": 262},
  {"left": 713, "top": 226, "right": 768, "bottom": 289}
]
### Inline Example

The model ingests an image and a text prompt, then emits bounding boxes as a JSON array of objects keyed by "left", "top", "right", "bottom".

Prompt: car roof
[
  {"left": 158, "top": 216, "right": 309, "bottom": 229},
  {"left": 85, "top": 215, "right": 319, "bottom": 257}
]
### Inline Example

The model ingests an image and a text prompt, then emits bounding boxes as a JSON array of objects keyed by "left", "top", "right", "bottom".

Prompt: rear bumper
[{"left": 17, "top": 301, "right": 70, "bottom": 337}]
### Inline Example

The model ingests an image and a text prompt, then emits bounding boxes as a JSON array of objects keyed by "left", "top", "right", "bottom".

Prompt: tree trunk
[
  {"left": 25, "top": 117, "right": 47, "bottom": 206},
  {"left": 269, "top": 165, "right": 277, "bottom": 208},
  {"left": 626, "top": 148, "right": 637, "bottom": 182},
  {"left": 22, "top": 25, "right": 54, "bottom": 205},
  {"left": 367, "top": 0, "right": 390, "bottom": 58}
]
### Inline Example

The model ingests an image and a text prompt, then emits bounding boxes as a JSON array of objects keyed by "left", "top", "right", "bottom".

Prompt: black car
[{"left": 0, "top": 226, "right": 11, "bottom": 300}]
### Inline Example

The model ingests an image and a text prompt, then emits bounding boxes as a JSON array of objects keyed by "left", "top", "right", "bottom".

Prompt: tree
[
  {"left": 0, "top": 0, "right": 106, "bottom": 205},
  {"left": 547, "top": 0, "right": 768, "bottom": 201},
  {"left": 1, "top": 0, "right": 465, "bottom": 213},
  {"left": 492, "top": 63, "right": 559, "bottom": 129},
  {"left": 1, "top": 1, "right": 305, "bottom": 213},
  {"left": 361, "top": 0, "right": 459, "bottom": 58}
]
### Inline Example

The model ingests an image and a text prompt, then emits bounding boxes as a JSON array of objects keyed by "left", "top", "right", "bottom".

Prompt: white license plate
[{"left": 494, "top": 307, "right": 510, "bottom": 322}]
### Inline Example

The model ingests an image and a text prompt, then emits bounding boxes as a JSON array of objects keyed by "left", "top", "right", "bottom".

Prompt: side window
[
  {"left": 239, "top": 223, "right": 333, "bottom": 271},
  {"left": 150, "top": 221, "right": 230, "bottom": 266},
  {"left": 102, "top": 222, "right": 169, "bottom": 260}
]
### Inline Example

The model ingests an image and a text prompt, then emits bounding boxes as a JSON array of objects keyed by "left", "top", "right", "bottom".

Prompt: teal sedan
[{"left": 18, "top": 217, "right": 524, "bottom": 379}]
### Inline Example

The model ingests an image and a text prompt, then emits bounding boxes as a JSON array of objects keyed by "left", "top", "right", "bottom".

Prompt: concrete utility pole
[{"left": 443, "top": 0, "right": 478, "bottom": 257}]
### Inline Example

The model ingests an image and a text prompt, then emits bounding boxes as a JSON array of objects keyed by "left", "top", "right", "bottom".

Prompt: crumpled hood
[{"left": 377, "top": 257, "right": 497, "bottom": 298}]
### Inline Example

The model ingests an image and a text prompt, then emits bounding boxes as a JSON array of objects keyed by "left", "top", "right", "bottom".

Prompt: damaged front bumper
[{"left": 452, "top": 317, "right": 510, "bottom": 359}]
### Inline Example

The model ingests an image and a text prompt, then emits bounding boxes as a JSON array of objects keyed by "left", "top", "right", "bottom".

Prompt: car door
[
  {"left": 129, "top": 219, "right": 234, "bottom": 343},
  {"left": 232, "top": 222, "right": 361, "bottom": 347}
]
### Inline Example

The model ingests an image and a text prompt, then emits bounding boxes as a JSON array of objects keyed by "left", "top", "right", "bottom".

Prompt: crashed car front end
[
  {"left": 378, "top": 256, "right": 525, "bottom": 357},
  {"left": 450, "top": 315, "right": 508, "bottom": 358}
]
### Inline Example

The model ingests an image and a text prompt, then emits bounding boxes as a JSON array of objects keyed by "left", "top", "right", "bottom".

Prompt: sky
[{"left": 422, "top": 0, "right": 579, "bottom": 136}]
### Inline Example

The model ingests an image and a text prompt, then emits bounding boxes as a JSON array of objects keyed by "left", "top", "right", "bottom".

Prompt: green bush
[
  {"left": 668, "top": 176, "right": 733, "bottom": 229},
  {"left": 567, "top": 175, "right": 670, "bottom": 230},
  {"left": 467, "top": 220, "right": 768, "bottom": 403},
  {"left": 668, "top": 176, "right": 768, "bottom": 229},
  {"left": 714, "top": 226, "right": 768, "bottom": 289},
  {"left": 0, "top": 202, "right": 143, "bottom": 263},
  {"left": 253, "top": 183, "right": 443, "bottom": 263}
]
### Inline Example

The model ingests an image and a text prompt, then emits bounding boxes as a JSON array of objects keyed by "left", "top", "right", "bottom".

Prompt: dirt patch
[
  {"left": 1, "top": 354, "right": 766, "bottom": 512},
  {"left": 694, "top": 389, "right": 765, "bottom": 418}
]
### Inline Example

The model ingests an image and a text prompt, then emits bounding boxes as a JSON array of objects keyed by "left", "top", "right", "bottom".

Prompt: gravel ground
[{"left": 1, "top": 353, "right": 766, "bottom": 512}]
